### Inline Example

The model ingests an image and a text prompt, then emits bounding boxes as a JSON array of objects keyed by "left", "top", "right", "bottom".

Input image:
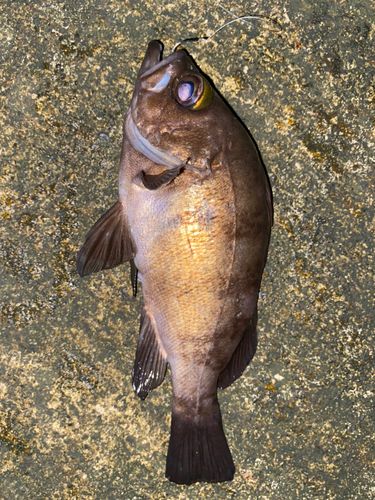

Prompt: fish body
[{"left": 77, "top": 41, "right": 272, "bottom": 484}]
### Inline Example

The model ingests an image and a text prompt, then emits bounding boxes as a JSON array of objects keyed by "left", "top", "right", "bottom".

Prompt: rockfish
[{"left": 77, "top": 40, "right": 273, "bottom": 484}]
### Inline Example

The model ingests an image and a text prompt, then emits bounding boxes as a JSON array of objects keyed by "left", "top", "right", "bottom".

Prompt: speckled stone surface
[{"left": 0, "top": 0, "right": 374, "bottom": 498}]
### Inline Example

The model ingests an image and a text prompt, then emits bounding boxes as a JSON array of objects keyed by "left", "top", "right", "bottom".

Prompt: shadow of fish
[{"left": 77, "top": 40, "right": 273, "bottom": 485}]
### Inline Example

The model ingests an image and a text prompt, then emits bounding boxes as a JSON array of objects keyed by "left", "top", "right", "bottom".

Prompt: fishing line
[{"left": 172, "top": 4, "right": 281, "bottom": 52}]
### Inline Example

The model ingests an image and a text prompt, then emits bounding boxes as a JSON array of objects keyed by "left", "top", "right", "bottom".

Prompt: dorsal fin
[{"left": 217, "top": 309, "right": 258, "bottom": 390}]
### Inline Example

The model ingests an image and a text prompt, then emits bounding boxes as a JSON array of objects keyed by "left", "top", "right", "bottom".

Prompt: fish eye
[
  {"left": 174, "top": 74, "right": 213, "bottom": 110},
  {"left": 177, "top": 81, "right": 195, "bottom": 101}
]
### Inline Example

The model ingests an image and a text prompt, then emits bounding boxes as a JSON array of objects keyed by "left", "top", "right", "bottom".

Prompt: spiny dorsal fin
[
  {"left": 217, "top": 309, "right": 258, "bottom": 390},
  {"left": 132, "top": 305, "right": 167, "bottom": 400},
  {"left": 265, "top": 176, "right": 274, "bottom": 227},
  {"left": 77, "top": 200, "right": 135, "bottom": 277}
]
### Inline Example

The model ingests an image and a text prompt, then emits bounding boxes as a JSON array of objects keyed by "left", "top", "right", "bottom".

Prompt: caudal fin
[{"left": 165, "top": 402, "right": 235, "bottom": 485}]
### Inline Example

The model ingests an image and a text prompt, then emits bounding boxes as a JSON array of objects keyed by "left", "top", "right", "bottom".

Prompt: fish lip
[
  {"left": 125, "top": 112, "right": 183, "bottom": 169},
  {"left": 140, "top": 49, "right": 187, "bottom": 79}
]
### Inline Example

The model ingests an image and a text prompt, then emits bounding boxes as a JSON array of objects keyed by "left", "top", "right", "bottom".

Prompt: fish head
[{"left": 126, "top": 40, "right": 229, "bottom": 171}]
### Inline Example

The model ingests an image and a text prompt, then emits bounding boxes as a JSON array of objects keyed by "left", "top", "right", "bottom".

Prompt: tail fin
[{"left": 165, "top": 400, "right": 235, "bottom": 484}]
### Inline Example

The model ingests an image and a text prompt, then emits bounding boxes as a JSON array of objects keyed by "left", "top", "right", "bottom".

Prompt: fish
[{"left": 77, "top": 40, "right": 273, "bottom": 485}]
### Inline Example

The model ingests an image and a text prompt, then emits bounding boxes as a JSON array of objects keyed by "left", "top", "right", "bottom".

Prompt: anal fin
[
  {"left": 76, "top": 200, "right": 135, "bottom": 277},
  {"left": 132, "top": 305, "right": 167, "bottom": 400},
  {"left": 217, "top": 309, "right": 258, "bottom": 390}
]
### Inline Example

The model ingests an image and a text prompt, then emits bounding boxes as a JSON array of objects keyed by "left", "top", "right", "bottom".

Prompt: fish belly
[{"left": 130, "top": 165, "right": 239, "bottom": 386}]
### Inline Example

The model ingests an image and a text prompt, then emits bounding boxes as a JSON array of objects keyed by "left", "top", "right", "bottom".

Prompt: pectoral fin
[
  {"left": 76, "top": 200, "right": 135, "bottom": 277},
  {"left": 132, "top": 305, "right": 167, "bottom": 400},
  {"left": 217, "top": 309, "right": 258, "bottom": 390},
  {"left": 141, "top": 165, "right": 181, "bottom": 190}
]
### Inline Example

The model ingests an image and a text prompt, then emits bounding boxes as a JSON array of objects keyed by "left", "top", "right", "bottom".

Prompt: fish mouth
[
  {"left": 127, "top": 41, "right": 189, "bottom": 170},
  {"left": 125, "top": 112, "right": 183, "bottom": 169},
  {"left": 140, "top": 40, "right": 187, "bottom": 79}
]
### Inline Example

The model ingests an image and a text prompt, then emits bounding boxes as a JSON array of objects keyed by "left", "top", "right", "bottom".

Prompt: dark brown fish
[{"left": 77, "top": 40, "right": 273, "bottom": 485}]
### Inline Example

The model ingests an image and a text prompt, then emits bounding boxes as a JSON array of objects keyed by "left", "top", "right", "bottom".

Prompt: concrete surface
[{"left": 0, "top": 0, "right": 374, "bottom": 498}]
